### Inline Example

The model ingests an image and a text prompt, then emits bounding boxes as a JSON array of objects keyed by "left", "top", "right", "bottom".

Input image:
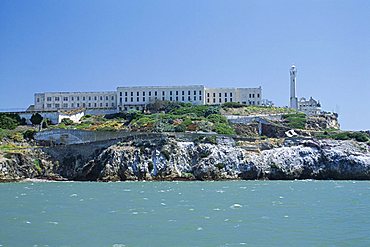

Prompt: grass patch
[{"left": 282, "top": 113, "right": 307, "bottom": 129}]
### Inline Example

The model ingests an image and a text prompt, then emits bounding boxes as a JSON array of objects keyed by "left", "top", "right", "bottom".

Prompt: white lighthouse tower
[{"left": 289, "top": 65, "right": 298, "bottom": 110}]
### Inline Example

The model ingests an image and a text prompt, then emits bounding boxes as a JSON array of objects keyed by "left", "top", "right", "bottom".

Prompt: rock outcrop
[{"left": 1, "top": 137, "right": 369, "bottom": 181}]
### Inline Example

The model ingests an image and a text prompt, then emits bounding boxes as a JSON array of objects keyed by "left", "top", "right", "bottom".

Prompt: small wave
[{"left": 230, "top": 204, "right": 242, "bottom": 209}]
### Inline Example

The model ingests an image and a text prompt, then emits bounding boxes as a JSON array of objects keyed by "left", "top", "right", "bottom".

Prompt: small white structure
[
  {"left": 298, "top": 97, "right": 321, "bottom": 116},
  {"left": 289, "top": 65, "right": 298, "bottom": 110},
  {"left": 261, "top": 99, "right": 274, "bottom": 107}
]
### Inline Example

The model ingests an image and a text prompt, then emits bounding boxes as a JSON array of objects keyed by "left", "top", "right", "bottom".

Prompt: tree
[
  {"left": 0, "top": 113, "right": 20, "bottom": 130},
  {"left": 30, "top": 113, "right": 43, "bottom": 125}
]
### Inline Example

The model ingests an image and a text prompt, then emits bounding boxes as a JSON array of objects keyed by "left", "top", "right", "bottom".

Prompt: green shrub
[
  {"left": 207, "top": 114, "right": 228, "bottom": 124},
  {"left": 174, "top": 124, "right": 186, "bottom": 132},
  {"left": 23, "top": 129, "right": 37, "bottom": 140},
  {"left": 215, "top": 163, "right": 225, "bottom": 169},
  {"left": 0, "top": 113, "right": 23, "bottom": 129},
  {"left": 222, "top": 102, "right": 244, "bottom": 108},
  {"left": 61, "top": 118, "right": 74, "bottom": 126},
  {"left": 171, "top": 105, "right": 217, "bottom": 117},
  {"left": 214, "top": 123, "right": 235, "bottom": 135},
  {"left": 0, "top": 115, "right": 19, "bottom": 130}
]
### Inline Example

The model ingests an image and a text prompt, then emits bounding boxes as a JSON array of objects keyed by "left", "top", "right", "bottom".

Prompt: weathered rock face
[
  {"left": 1, "top": 137, "right": 369, "bottom": 181},
  {"left": 0, "top": 150, "right": 62, "bottom": 181},
  {"left": 62, "top": 138, "right": 370, "bottom": 181},
  {"left": 306, "top": 113, "right": 340, "bottom": 130}
]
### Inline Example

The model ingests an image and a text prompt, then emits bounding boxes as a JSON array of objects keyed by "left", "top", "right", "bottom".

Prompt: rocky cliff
[{"left": 1, "top": 136, "right": 369, "bottom": 181}]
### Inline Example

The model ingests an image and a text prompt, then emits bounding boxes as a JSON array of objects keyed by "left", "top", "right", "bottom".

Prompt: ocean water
[{"left": 1, "top": 181, "right": 370, "bottom": 247}]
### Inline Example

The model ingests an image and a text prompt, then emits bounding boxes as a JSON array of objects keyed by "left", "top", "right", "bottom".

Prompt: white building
[
  {"left": 298, "top": 97, "right": 321, "bottom": 116},
  {"left": 34, "top": 91, "right": 117, "bottom": 111},
  {"left": 33, "top": 85, "right": 262, "bottom": 112}
]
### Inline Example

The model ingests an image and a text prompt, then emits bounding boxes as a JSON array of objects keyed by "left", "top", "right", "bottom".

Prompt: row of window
[
  {"left": 207, "top": 92, "right": 233, "bottom": 98},
  {"left": 119, "top": 90, "right": 203, "bottom": 97},
  {"left": 207, "top": 98, "right": 234, "bottom": 103},
  {"left": 44, "top": 95, "right": 115, "bottom": 102},
  {"left": 249, "top": 93, "right": 260, "bottom": 98},
  {"left": 120, "top": 96, "right": 202, "bottom": 103},
  {"left": 45, "top": 102, "right": 116, "bottom": 108}
]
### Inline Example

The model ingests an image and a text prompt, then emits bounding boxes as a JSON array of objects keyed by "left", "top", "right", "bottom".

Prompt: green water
[{"left": 1, "top": 181, "right": 370, "bottom": 247}]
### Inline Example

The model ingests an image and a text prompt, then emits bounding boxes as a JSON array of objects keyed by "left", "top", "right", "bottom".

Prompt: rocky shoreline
[{"left": 1, "top": 135, "right": 370, "bottom": 182}]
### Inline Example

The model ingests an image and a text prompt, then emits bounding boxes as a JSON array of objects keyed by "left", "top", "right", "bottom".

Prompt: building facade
[
  {"left": 34, "top": 91, "right": 117, "bottom": 111},
  {"left": 33, "top": 85, "right": 262, "bottom": 112},
  {"left": 298, "top": 97, "right": 321, "bottom": 116}
]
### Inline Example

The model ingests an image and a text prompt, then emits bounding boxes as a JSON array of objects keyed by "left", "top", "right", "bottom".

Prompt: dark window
[
  {"left": 182, "top": 91, "right": 184, "bottom": 95},
  {"left": 207, "top": 98, "right": 209, "bottom": 103},
  {"left": 182, "top": 96, "right": 184, "bottom": 101},
  {"left": 199, "top": 90, "right": 202, "bottom": 95},
  {"left": 194, "top": 96, "right": 196, "bottom": 101},
  {"left": 188, "top": 91, "right": 190, "bottom": 95},
  {"left": 89, "top": 96, "right": 91, "bottom": 100},
  {"left": 188, "top": 96, "right": 191, "bottom": 101},
  {"left": 257, "top": 94, "right": 260, "bottom": 98},
  {"left": 125, "top": 92, "right": 128, "bottom": 96},
  {"left": 176, "top": 97, "right": 178, "bottom": 101},
  {"left": 131, "top": 97, "right": 133, "bottom": 102},
  {"left": 155, "top": 91, "right": 157, "bottom": 96},
  {"left": 194, "top": 90, "right": 196, "bottom": 95},
  {"left": 162, "top": 97, "right": 165, "bottom": 100},
  {"left": 225, "top": 98, "right": 227, "bottom": 102},
  {"left": 94, "top": 96, "right": 97, "bottom": 100},
  {"left": 137, "top": 97, "right": 139, "bottom": 101},
  {"left": 137, "top": 92, "right": 139, "bottom": 96},
  {"left": 207, "top": 93, "right": 209, "bottom": 97},
  {"left": 170, "top": 91, "right": 173, "bottom": 95},
  {"left": 125, "top": 97, "right": 127, "bottom": 102},
  {"left": 213, "top": 93, "right": 216, "bottom": 97},
  {"left": 230, "top": 92, "right": 232, "bottom": 97},
  {"left": 149, "top": 91, "right": 151, "bottom": 96},
  {"left": 100, "top": 96, "right": 102, "bottom": 100},
  {"left": 143, "top": 97, "right": 145, "bottom": 101},
  {"left": 143, "top": 92, "right": 145, "bottom": 96},
  {"left": 199, "top": 96, "right": 202, "bottom": 100},
  {"left": 213, "top": 98, "right": 216, "bottom": 103},
  {"left": 120, "top": 92, "right": 122, "bottom": 96},
  {"left": 225, "top": 93, "right": 227, "bottom": 97},
  {"left": 219, "top": 98, "right": 221, "bottom": 103},
  {"left": 131, "top": 92, "right": 133, "bottom": 96},
  {"left": 176, "top": 91, "right": 179, "bottom": 95},
  {"left": 219, "top": 93, "right": 221, "bottom": 97},
  {"left": 230, "top": 98, "right": 233, "bottom": 102},
  {"left": 170, "top": 97, "right": 173, "bottom": 101},
  {"left": 162, "top": 91, "right": 165, "bottom": 96}
]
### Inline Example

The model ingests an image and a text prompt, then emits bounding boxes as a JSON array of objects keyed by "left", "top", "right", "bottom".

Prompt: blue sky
[{"left": 0, "top": 0, "right": 369, "bottom": 130}]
